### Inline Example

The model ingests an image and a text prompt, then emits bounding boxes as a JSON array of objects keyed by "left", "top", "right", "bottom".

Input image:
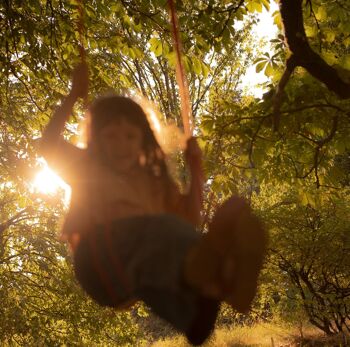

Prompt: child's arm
[
  {"left": 39, "top": 63, "right": 88, "bottom": 181},
  {"left": 177, "top": 137, "right": 204, "bottom": 227}
]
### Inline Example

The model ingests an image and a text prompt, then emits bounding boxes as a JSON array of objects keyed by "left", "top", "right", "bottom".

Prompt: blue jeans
[{"left": 73, "top": 214, "right": 219, "bottom": 345}]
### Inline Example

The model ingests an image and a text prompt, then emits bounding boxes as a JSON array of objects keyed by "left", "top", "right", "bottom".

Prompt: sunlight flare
[{"left": 33, "top": 163, "right": 71, "bottom": 203}]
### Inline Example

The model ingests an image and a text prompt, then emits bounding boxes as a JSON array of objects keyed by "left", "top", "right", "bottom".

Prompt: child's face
[{"left": 98, "top": 118, "right": 143, "bottom": 172}]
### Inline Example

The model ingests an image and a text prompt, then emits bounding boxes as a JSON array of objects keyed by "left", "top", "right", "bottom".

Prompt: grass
[
  {"left": 143, "top": 322, "right": 348, "bottom": 347},
  {"left": 208, "top": 323, "right": 295, "bottom": 346},
  {"left": 147, "top": 322, "right": 293, "bottom": 347}
]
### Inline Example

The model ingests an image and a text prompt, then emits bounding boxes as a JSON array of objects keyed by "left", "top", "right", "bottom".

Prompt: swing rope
[
  {"left": 167, "top": 0, "right": 193, "bottom": 138},
  {"left": 76, "top": 0, "right": 89, "bottom": 111},
  {"left": 77, "top": 0, "right": 86, "bottom": 63}
]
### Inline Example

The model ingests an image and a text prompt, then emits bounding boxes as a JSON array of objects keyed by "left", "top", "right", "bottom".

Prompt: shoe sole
[{"left": 206, "top": 197, "right": 268, "bottom": 312}]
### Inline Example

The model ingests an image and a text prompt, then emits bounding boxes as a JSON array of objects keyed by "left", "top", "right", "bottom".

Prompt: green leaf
[
  {"left": 255, "top": 61, "right": 266, "bottom": 73},
  {"left": 264, "top": 62, "right": 274, "bottom": 76},
  {"left": 324, "top": 29, "right": 336, "bottom": 43},
  {"left": 273, "top": 11, "right": 282, "bottom": 30},
  {"left": 310, "top": 126, "right": 325, "bottom": 137},
  {"left": 315, "top": 6, "right": 327, "bottom": 21},
  {"left": 344, "top": 37, "right": 350, "bottom": 47},
  {"left": 305, "top": 25, "right": 317, "bottom": 38},
  {"left": 123, "top": 14, "right": 131, "bottom": 27},
  {"left": 192, "top": 56, "right": 202, "bottom": 75},
  {"left": 110, "top": 3, "right": 122, "bottom": 13},
  {"left": 202, "top": 63, "right": 210, "bottom": 78},
  {"left": 166, "top": 51, "right": 177, "bottom": 67},
  {"left": 246, "top": 0, "right": 263, "bottom": 13},
  {"left": 299, "top": 190, "right": 308, "bottom": 206},
  {"left": 334, "top": 138, "right": 348, "bottom": 154},
  {"left": 341, "top": 55, "right": 350, "bottom": 70},
  {"left": 122, "top": 45, "right": 130, "bottom": 56},
  {"left": 254, "top": 57, "right": 268, "bottom": 64},
  {"left": 261, "top": 0, "right": 270, "bottom": 11},
  {"left": 149, "top": 37, "right": 163, "bottom": 57},
  {"left": 322, "top": 51, "right": 338, "bottom": 65}
]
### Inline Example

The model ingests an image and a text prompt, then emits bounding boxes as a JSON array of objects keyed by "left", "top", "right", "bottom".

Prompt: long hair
[{"left": 86, "top": 95, "right": 169, "bottom": 179}]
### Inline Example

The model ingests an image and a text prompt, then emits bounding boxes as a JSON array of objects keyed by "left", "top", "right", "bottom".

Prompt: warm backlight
[{"left": 33, "top": 164, "right": 71, "bottom": 203}]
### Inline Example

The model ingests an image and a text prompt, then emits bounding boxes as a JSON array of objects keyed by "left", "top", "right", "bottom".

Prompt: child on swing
[{"left": 39, "top": 63, "right": 267, "bottom": 346}]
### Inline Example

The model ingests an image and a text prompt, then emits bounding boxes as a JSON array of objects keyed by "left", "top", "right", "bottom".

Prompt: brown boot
[{"left": 185, "top": 196, "right": 268, "bottom": 313}]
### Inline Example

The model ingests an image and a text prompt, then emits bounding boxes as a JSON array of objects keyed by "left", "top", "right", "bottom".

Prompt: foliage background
[{"left": 1, "top": 0, "right": 349, "bottom": 345}]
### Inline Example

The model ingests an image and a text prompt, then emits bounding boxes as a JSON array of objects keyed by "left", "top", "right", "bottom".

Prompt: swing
[{"left": 73, "top": 0, "right": 267, "bottom": 326}]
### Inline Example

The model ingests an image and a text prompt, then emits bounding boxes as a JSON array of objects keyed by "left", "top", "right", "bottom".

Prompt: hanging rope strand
[
  {"left": 77, "top": 0, "right": 86, "bottom": 63},
  {"left": 76, "top": 0, "right": 89, "bottom": 110},
  {"left": 168, "top": 0, "right": 193, "bottom": 137}
]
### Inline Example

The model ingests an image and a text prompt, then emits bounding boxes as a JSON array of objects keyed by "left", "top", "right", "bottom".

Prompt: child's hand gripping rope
[{"left": 70, "top": 62, "right": 89, "bottom": 100}]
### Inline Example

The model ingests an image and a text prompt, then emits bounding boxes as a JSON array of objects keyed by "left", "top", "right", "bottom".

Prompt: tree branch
[
  {"left": 273, "top": 55, "right": 297, "bottom": 131},
  {"left": 280, "top": 0, "right": 350, "bottom": 99}
]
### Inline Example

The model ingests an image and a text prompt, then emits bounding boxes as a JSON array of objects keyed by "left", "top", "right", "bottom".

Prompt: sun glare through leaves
[{"left": 32, "top": 162, "right": 71, "bottom": 203}]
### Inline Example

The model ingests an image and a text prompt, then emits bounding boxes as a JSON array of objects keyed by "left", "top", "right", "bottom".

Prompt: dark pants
[{"left": 73, "top": 214, "right": 219, "bottom": 345}]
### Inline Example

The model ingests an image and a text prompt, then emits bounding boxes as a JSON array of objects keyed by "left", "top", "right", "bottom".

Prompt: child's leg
[
  {"left": 186, "top": 295, "right": 219, "bottom": 346},
  {"left": 127, "top": 214, "right": 219, "bottom": 345},
  {"left": 74, "top": 228, "right": 136, "bottom": 309},
  {"left": 136, "top": 287, "right": 195, "bottom": 333},
  {"left": 137, "top": 287, "right": 219, "bottom": 346},
  {"left": 185, "top": 196, "right": 268, "bottom": 313}
]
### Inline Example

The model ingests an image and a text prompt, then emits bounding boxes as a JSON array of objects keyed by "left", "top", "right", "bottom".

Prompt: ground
[{"left": 139, "top": 322, "right": 349, "bottom": 347}]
